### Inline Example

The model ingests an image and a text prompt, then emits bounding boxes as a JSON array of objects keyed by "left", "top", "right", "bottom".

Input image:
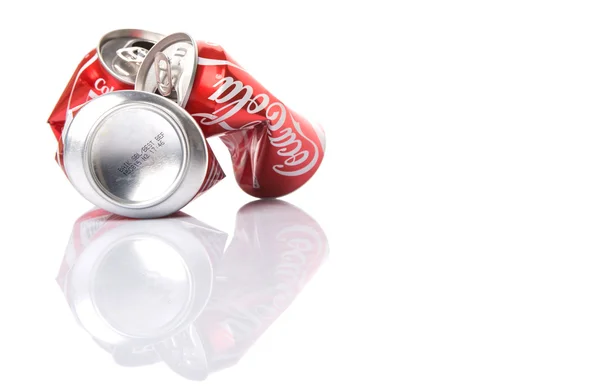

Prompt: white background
[{"left": 2, "top": 0, "right": 600, "bottom": 390}]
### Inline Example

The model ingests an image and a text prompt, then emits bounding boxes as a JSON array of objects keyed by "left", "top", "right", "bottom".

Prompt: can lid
[
  {"left": 98, "top": 29, "right": 165, "bottom": 85},
  {"left": 63, "top": 90, "right": 209, "bottom": 218},
  {"left": 135, "top": 33, "right": 198, "bottom": 107}
]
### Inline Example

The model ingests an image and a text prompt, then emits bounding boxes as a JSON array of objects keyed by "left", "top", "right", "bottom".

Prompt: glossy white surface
[
  {"left": 3, "top": 0, "right": 600, "bottom": 390},
  {"left": 59, "top": 200, "right": 327, "bottom": 381}
]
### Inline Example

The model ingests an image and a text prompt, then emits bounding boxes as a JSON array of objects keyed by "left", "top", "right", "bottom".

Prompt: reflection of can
[
  {"left": 59, "top": 209, "right": 226, "bottom": 349},
  {"left": 135, "top": 33, "right": 326, "bottom": 198},
  {"left": 57, "top": 200, "right": 329, "bottom": 381},
  {"left": 48, "top": 29, "right": 164, "bottom": 141},
  {"left": 197, "top": 200, "right": 329, "bottom": 373},
  {"left": 61, "top": 90, "right": 225, "bottom": 218}
]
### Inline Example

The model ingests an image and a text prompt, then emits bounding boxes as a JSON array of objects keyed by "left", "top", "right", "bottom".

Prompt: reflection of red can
[
  {"left": 198, "top": 200, "right": 329, "bottom": 371},
  {"left": 58, "top": 200, "right": 328, "bottom": 381},
  {"left": 48, "top": 29, "right": 164, "bottom": 141},
  {"left": 135, "top": 33, "right": 326, "bottom": 198}
]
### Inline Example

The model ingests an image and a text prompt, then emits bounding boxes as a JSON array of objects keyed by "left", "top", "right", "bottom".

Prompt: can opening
[
  {"left": 153, "top": 86, "right": 179, "bottom": 101},
  {"left": 111, "top": 40, "right": 155, "bottom": 80},
  {"left": 97, "top": 30, "right": 165, "bottom": 85},
  {"left": 129, "top": 40, "right": 155, "bottom": 51}
]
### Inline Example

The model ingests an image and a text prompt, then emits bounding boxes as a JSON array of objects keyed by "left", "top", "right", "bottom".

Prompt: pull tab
[
  {"left": 116, "top": 46, "right": 148, "bottom": 64},
  {"left": 154, "top": 52, "right": 173, "bottom": 97}
]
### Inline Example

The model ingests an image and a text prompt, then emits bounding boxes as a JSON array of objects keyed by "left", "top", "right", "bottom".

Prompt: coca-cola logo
[
  {"left": 192, "top": 58, "right": 319, "bottom": 177},
  {"left": 209, "top": 223, "right": 325, "bottom": 354},
  {"left": 66, "top": 54, "right": 116, "bottom": 115},
  {"left": 274, "top": 224, "right": 325, "bottom": 292}
]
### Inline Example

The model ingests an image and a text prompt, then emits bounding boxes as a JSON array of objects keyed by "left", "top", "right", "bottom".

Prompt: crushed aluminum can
[
  {"left": 60, "top": 90, "right": 225, "bottom": 218},
  {"left": 135, "top": 33, "right": 326, "bottom": 198}
]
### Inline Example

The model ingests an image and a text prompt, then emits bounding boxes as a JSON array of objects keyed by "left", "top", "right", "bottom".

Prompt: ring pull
[{"left": 155, "top": 52, "right": 173, "bottom": 97}]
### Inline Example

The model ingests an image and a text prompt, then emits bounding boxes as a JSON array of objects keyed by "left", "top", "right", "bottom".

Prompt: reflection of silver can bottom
[
  {"left": 63, "top": 90, "right": 209, "bottom": 218},
  {"left": 65, "top": 217, "right": 215, "bottom": 346}
]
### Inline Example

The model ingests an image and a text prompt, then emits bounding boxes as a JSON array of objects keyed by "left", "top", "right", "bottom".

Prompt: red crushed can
[
  {"left": 48, "top": 31, "right": 226, "bottom": 218},
  {"left": 48, "top": 29, "right": 165, "bottom": 141},
  {"left": 135, "top": 33, "right": 326, "bottom": 198}
]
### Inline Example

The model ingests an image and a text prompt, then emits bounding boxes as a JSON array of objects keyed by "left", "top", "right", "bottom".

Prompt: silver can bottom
[{"left": 63, "top": 90, "right": 209, "bottom": 218}]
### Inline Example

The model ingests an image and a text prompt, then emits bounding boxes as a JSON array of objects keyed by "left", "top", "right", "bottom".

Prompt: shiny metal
[
  {"left": 115, "top": 46, "right": 147, "bottom": 64},
  {"left": 155, "top": 52, "right": 173, "bottom": 96},
  {"left": 98, "top": 29, "right": 165, "bottom": 85},
  {"left": 63, "top": 90, "right": 209, "bottom": 218},
  {"left": 135, "top": 33, "right": 198, "bottom": 107}
]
